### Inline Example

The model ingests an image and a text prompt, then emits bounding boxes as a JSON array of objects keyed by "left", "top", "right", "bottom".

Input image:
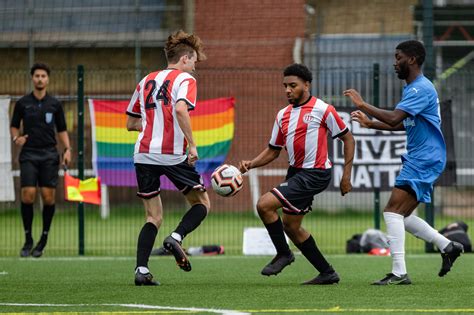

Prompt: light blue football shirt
[{"left": 395, "top": 74, "right": 446, "bottom": 171}]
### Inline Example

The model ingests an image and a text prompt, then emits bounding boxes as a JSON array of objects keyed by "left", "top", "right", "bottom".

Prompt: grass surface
[{"left": 0, "top": 254, "right": 473, "bottom": 314}]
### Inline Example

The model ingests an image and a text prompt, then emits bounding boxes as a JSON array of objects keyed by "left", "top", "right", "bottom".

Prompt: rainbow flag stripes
[{"left": 88, "top": 97, "right": 235, "bottom": 189}]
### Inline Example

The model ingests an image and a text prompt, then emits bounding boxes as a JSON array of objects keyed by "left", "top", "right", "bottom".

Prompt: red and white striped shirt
[
  {"left": 126, "top": 69, "right": 197, "bottom": 165},
  {"left": 269, "top": 96, "right": 347, "bottom": 169}
]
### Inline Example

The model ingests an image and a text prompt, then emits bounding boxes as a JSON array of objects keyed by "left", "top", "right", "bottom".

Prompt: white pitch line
[
  {"left": 0, "top": 271, "right": 8, "bottom": 275},
  {"left": 116, "top": 303, "right": 249, "bottom": 315},
  {"left": 0, "top": 303, "right": 250, "bottom": 315}
]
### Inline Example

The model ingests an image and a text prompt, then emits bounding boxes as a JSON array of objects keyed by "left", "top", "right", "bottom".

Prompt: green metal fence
[{"left": 1, "top": 67, "right": 473, "bottom": 257}]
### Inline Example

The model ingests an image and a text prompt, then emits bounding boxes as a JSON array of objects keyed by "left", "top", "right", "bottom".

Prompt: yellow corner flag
[{"left": 64, "top": 172, "right": 101, "bottom": 205}]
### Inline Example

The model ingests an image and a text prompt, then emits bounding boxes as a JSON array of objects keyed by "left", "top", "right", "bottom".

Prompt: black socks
[
  {"left": 21, "top": 203, "right": 56, "bottom": 248},
  {"left": 174, "top": 204, "right": 208, "bottom": 239},
  {"left": 295, "top": 235, "right": 333, "bottom": 274},
  {"left": 136, "top": 222, "right": 158, "bottom": 268},
  {"left": 20, "top": 202, "right": 34, "bottom": 243},
  {"left": 41, "top": 204, "right": 56, "bottom": 237},
  {"left": 264, "top": 217, "right": 291, "bottom": 256}
]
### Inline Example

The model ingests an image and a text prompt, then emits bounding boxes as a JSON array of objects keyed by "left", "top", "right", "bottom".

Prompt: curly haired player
[{"left": 239, "top": 63, "right": 355, "bottom": 285}]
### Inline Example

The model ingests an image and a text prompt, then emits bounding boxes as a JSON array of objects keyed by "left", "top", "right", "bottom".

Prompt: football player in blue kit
[{"left": 344, "top": 40, "right": 463, "bottom": 285}]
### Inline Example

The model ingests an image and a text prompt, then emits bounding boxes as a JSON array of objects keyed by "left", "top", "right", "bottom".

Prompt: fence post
[
  {"left": 372, "top": 63, "right": 381, "bottom": 230},
  {"left": 425, "top": 193, "right": 436, "bottom": 253},
  {"left": 422, "top": 0, "right": 436, "bottom": 253},
  {"left": 77, "top": 65, "right": 85, "bottom": 256}
]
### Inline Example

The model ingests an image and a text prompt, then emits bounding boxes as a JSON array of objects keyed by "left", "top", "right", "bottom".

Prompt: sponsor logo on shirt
[{"left": 404, "top": 117, "right": 416, "bottom": 127}]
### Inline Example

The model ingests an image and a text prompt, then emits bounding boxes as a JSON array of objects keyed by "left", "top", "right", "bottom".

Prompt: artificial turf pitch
[{"left": 0, "top": 254, "right": 473, "bottom": 314}]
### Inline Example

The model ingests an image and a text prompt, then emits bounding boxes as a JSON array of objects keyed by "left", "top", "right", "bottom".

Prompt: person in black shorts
[
  {"left": 126, "top": 30, "right": 208, "bottom": 286},
  {"left": 239, "top": 64, "right": 355, "bottom": 285},
  {"left": 10, "top": 63, "right": 71, "bottom": 258}
]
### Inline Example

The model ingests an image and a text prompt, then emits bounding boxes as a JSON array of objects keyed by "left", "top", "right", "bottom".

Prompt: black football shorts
[
  {"left": 134, "top": 159, "right": 205, "bottom": 199},
  {"left": 19, "top": 147, "right": 60, "bottom": 188},
  {"left": 271, "top": 166, "right": 331, "bottom": 215}
]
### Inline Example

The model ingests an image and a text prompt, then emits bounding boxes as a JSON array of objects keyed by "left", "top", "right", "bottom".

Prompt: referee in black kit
[{"left": 10, "top": 63, "right": 71, "bottom": 258}]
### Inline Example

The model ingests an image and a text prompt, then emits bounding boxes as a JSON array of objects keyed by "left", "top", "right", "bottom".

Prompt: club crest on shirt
[
  {"left": 303, "top": 113, "right": 315, "bottom": 124},
  {"left": 45, "top": 112, "right": 53, "bottom": 124}
]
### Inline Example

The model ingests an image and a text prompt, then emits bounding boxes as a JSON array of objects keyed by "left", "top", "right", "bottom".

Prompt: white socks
[
  {"left": 404, "top": 214, "right": 451, "bottom": 252},
  {"left": 136, "top": 266, "right": 150, "bottom": 274},
  {"left": 171, "top": 232, "right": 182, "bottom": 242},
  {"left": 384, "top": 212, "right": 406, "bottom": 276}
]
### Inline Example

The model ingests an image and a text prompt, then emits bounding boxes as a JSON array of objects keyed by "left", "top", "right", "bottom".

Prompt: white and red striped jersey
[
  {"left": 269, "top": 96, "right": 347, "bottom": 169},
  {"left": 126, "top": 69, "right": 197, "bottom": 165}
]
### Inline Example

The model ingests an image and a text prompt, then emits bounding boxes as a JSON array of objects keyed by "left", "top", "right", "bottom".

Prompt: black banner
[
  {"left": 329, "top": 102, "right": 456, "bottom": 191},
  {"left": 329, "top": 109, "right": 405, "bottom": 191},
  {"left": 438, "top": 99, "right": 457, "bottom": 186}
]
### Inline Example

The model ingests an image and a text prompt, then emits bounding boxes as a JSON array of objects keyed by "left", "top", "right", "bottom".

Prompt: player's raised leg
[
  {"left": 404, "top": 213, "right": 463, "bottom": 276},
  {"left": 164, "top": 189, "right": 210, "bottom": 272}
]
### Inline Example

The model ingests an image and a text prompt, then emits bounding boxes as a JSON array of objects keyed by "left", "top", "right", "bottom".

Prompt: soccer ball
[{"left": 211, "top": 164, "right": 243, "bottom": 197}]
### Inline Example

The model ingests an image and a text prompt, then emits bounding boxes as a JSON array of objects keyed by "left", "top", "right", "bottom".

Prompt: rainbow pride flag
[{"left": 88, "top": 97, "right": 235, "bottom": 189}]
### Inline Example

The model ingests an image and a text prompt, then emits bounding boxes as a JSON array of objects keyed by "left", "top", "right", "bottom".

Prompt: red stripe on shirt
[
  {"left": 161, "top": 70, "right": 181, "bottom": 154},
  {"left": 331, "top": 106, "right": 347, "bottom": 130},
  {"left": 132, "top": 85, "right": 141, "bottom": 113},
  {"left": 315, "top": 106, "right": 330, "bottom": 168},
  {"left": 182, "top": 138, "right": 188, "bottom": 155},
  {"left": 181, "top": 78, "right": 197, "bottom": 105},
  {"left": 293, "top": 104, "right": 314, "bottom": 168},
  {"left": 139, "top": 71, "right": 160, "bottom": 153}
]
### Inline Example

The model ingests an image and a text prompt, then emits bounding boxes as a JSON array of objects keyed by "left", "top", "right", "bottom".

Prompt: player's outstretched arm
[
  {"left": 238, "top": 147, "right": 280, "bottom": 174},
  {"left": 343, "top": 89, "right": 407, "bottom": 127},
  {"left": 338, "top": 131, "right": 354, "bottom": 196},
  {"left": 351, "top": 110, "right": 404, "bottom": 131}
]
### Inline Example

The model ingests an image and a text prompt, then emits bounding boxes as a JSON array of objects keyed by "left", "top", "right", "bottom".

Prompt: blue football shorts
[{"left": 395, "top": 160, "right": 444, "bottom": 203}]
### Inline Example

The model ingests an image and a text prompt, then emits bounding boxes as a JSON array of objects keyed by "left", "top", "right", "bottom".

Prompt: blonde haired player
[{"left": 126, "top": 30, "right": 208, "bottom": 285}]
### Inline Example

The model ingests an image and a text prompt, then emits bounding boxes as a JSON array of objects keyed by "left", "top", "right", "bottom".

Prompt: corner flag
[{"left": 64, "top": 172, "right": 101, "bottom": 205}]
